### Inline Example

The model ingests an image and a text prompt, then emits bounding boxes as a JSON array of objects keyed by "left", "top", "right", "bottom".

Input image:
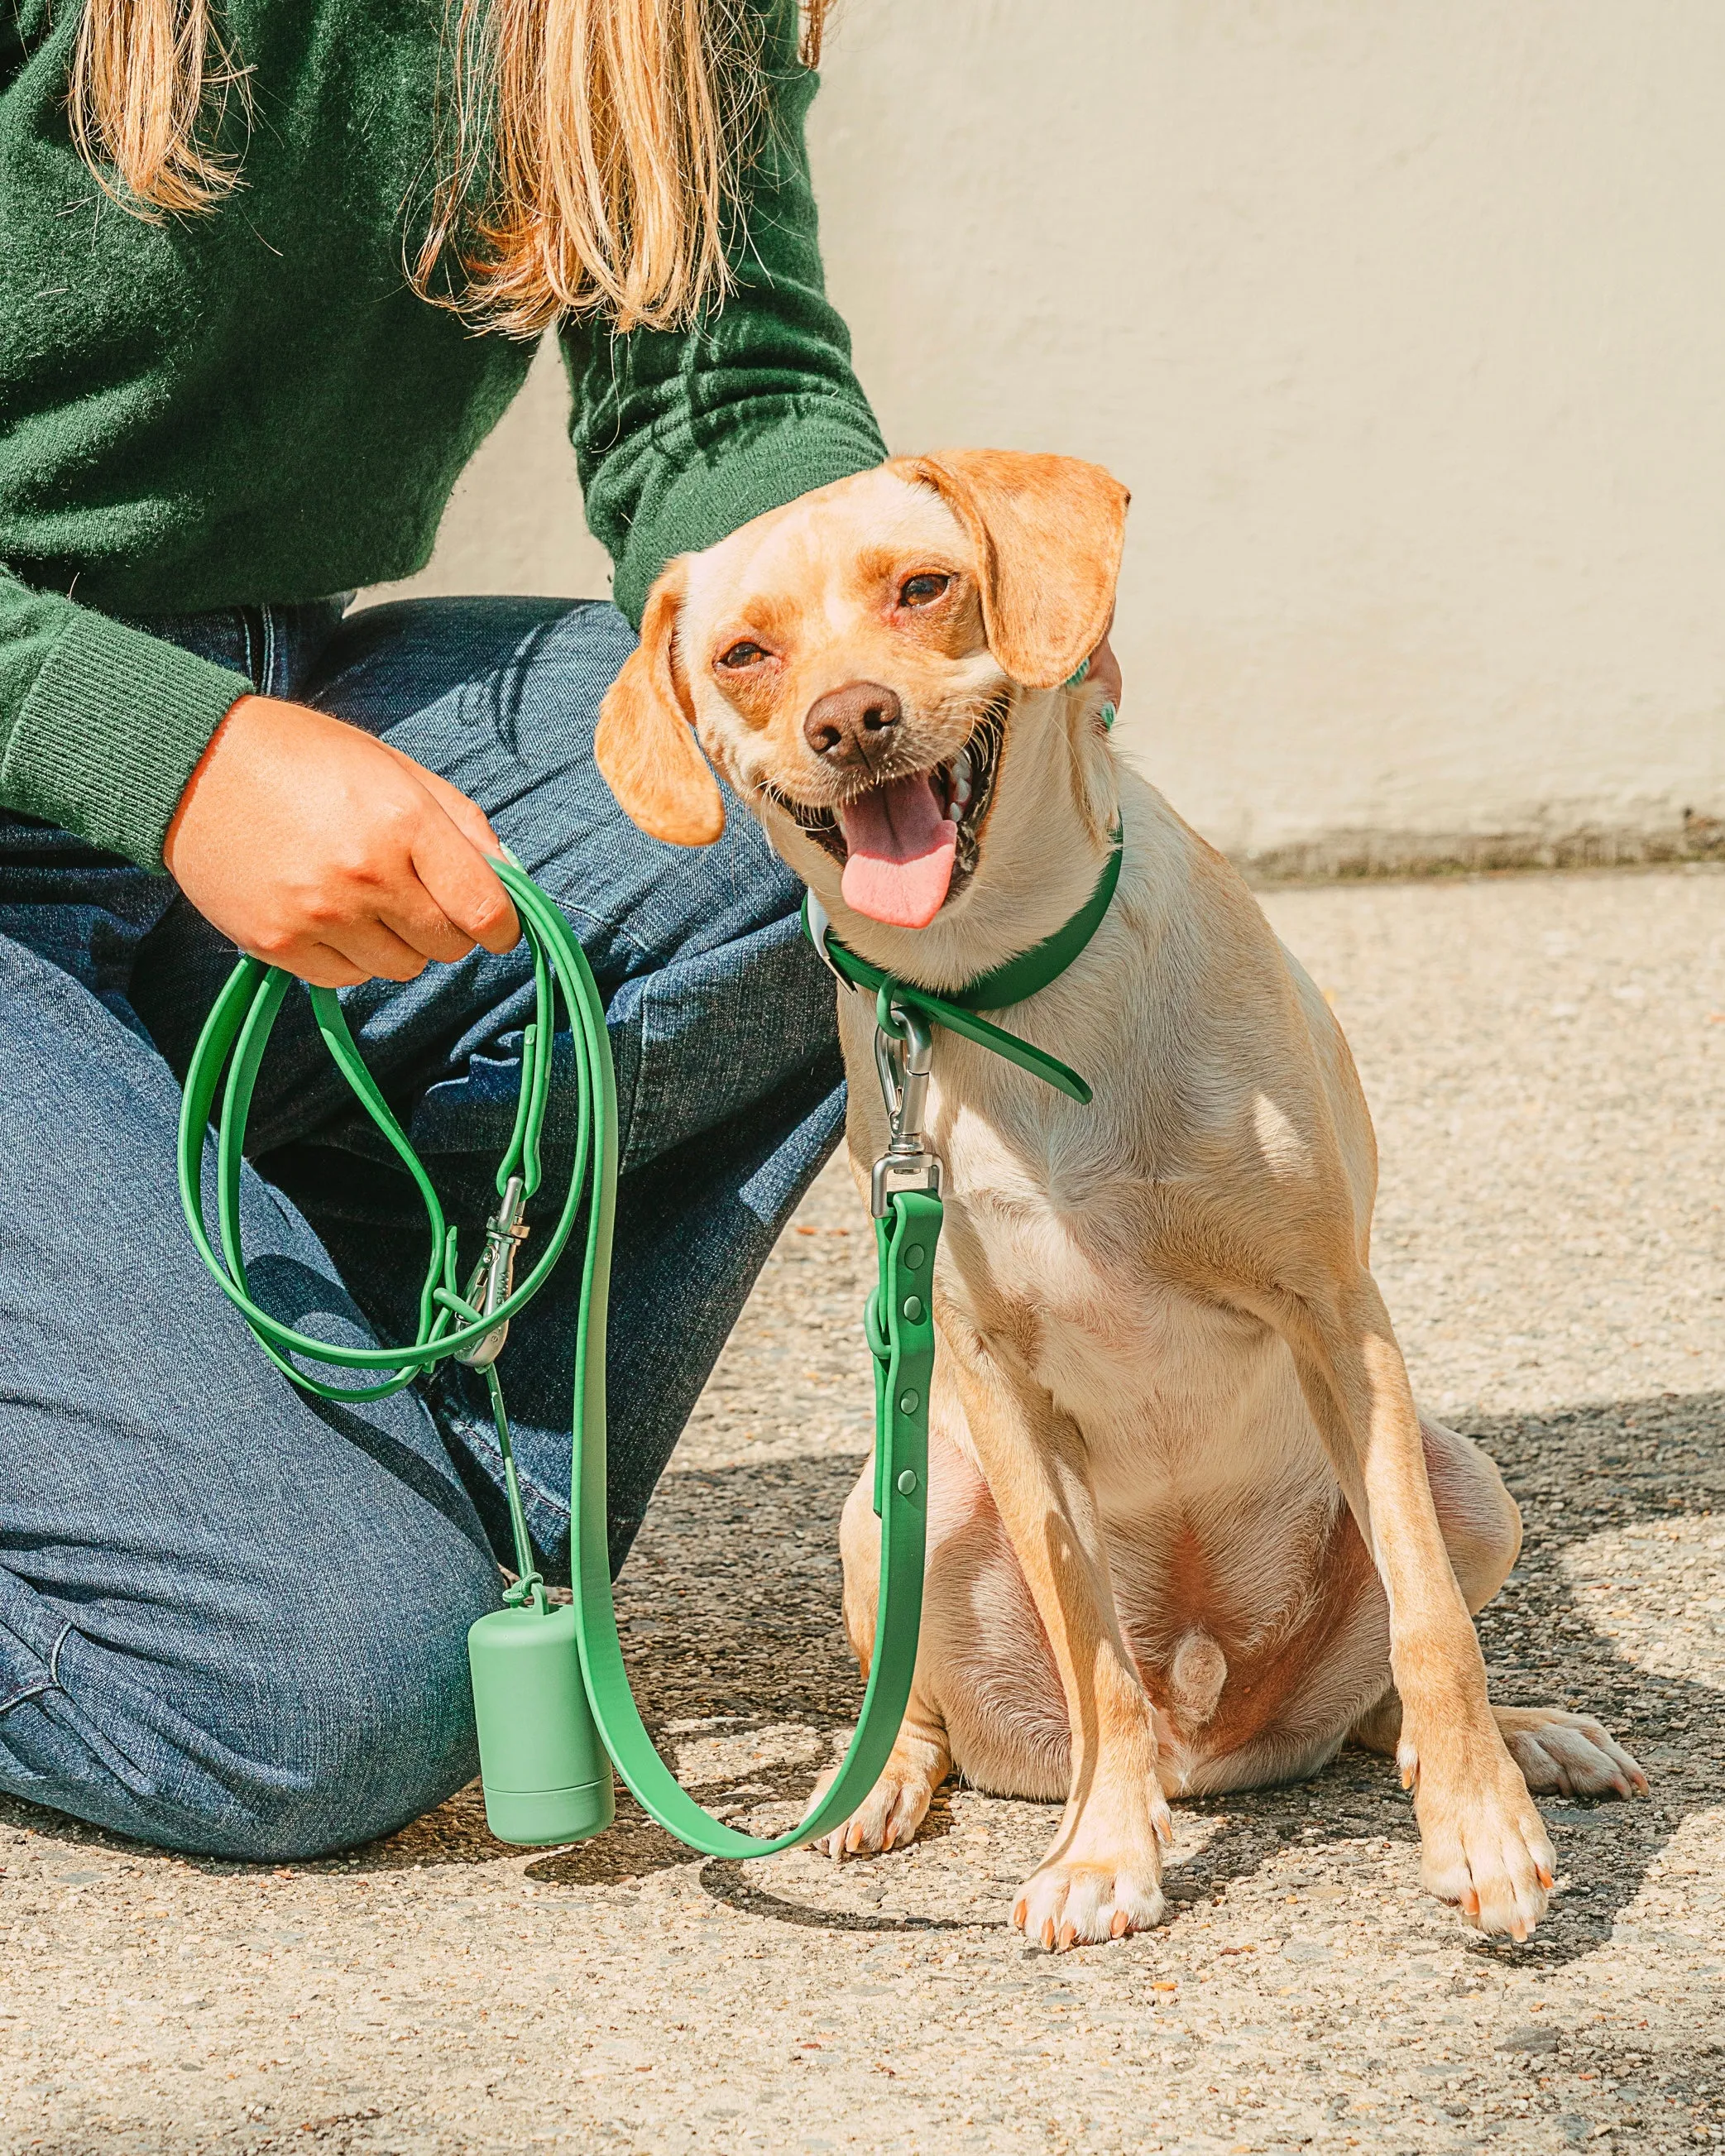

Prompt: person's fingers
[
  {"left": 376, "top": 882, "right": 484, "bottom": 966},
  {"left": 321, "top": 916, "right": 433, "bottom": 984},
  {"left": 244, "top": 940, "right": 370, "bottom": 989},
  {"left": 409, "top": 803, "right": 521, "bottom": 956},
  {"left": 1088, "top": 628, "right": 1124, "bottom": 714},
  {"left": 371, "top": 745, "right": 518, "bottom": 951}
]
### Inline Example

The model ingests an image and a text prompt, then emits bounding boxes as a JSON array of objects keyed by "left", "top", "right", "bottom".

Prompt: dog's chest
[{"left": 934, "top": 1115, "right": 1292, "bottom": 1456}]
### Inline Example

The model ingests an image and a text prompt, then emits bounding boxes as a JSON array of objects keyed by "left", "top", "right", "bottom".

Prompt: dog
[{"left": 593, "top": 450, "right": 1646, "bottom": 1948}]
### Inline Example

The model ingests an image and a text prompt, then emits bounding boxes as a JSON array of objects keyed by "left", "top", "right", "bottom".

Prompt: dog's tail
[{"left": 1167, "top": 1628, "right": 1229, "bottom": 1725}]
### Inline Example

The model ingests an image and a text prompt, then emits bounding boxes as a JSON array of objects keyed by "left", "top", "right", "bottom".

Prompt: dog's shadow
[
  {"left": 563, "top": 1391, "right": 1723, "bottom": 1952},
  {"left": 3, "top": 1397, "right": 1717, "bottom": 1960}
]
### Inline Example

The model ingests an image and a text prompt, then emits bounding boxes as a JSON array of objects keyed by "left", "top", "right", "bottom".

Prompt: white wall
[{"left": 389, "top": 1, "right": 1725, "bottom": 874}]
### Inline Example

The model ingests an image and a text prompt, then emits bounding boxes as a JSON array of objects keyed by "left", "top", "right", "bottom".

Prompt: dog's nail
[
  {"left": 1536, "top": 1864, "right": 1553, "bottom": 1890},
  {"left": 1461, "top": 1890, "right": 1478, "bottom": 1916},
  {"left": 1058, "top": 1924, "right": 1077, "bottom": 1952},
  {"left": 1013, "top": 1900, "right": 1028, "bottom": 1931},
  {"left": 1041, "top": 1919, "right": 1056, "bottom": 1952},
  {"left": 1110, "top": 1910, "right": 1129, "bottom": 1939}
]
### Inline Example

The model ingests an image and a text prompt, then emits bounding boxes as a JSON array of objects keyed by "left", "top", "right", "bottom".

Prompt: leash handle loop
[{"left": 179, "top": 859, "right": 932, "bottom": 1859}]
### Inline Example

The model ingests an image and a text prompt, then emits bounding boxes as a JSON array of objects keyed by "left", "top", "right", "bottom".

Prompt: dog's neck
[{"left": 791, "top": 685, "right": 1120, "bottom": 997}]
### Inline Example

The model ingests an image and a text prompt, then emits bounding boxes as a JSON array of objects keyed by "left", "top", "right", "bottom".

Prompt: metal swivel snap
[
  {"left": 870, "top": 992, "right": 943, "bottom": 1218},
  {"left": 454, "top": 1173, "right": 531, "bottom": 1368}
]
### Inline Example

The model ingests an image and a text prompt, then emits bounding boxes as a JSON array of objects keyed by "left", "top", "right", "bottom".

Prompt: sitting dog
[{"left": 594, "top": 451, "right": 1646, "bottom": 1948}]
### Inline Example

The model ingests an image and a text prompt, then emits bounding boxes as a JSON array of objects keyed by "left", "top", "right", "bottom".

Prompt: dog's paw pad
[
  {"left": 1012, "top": 1859, "right": 1164, "bottom": 1950},
  {"left": 1497, "top": 1708, "right": 1649, "bottom": 1801},
  {"left": 807, "top": 1756, "right": 937, "bottom": 1860}
]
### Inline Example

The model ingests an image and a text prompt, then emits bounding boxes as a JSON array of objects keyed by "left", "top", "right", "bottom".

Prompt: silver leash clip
[
  {"left": 870, "top": 999, "right": 943, "bottom": 1218},
  {"left": 454, "top": 1172, "right": 531, "bottom": 1368}
]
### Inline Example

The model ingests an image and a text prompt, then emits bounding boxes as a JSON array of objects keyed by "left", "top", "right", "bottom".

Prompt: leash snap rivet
[
  {"left": 896, "top": 1468, "right": 919, "bottom": 1496},
  {"left": 898, "top": 1389, "right": 919, "bottom": 1414},
  {"left": 902, "top": 1295, "right": 924, "bottom": 1322}
]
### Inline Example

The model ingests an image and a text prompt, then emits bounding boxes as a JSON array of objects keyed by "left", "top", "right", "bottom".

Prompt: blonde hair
[{"left": 69, "top": 0, "right": 830, "bottom": 333}]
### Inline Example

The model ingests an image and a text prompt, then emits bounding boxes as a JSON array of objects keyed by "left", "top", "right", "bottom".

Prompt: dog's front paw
[
  {"left": 1404, "top": 1723, "right": 1556, "bottom": 1940},
  {"left": 807, "top": 1747, "right": 941, "bottom": 1859},
  {"left": 1013, "top": 1852, "right": 1166, "bottom": 1950},
  {"left": 1494, "top": 1706, "right": 1648, "bottom": 1801}
]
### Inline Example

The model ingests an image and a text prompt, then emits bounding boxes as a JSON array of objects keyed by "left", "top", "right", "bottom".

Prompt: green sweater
[{"left": 0, "top": 1, "right": 884, "bottom": 868}]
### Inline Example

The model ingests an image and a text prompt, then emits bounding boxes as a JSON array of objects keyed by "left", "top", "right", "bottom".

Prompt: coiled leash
[
  {"left": 179, "top": 835, "right": 1115, "bottom": 1857},
  {"left": 178, "top": 855, "right": 937, "bottom": 1855}
]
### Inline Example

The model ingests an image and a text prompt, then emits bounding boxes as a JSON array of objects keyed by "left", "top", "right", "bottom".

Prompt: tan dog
[{"left": 595, "top": 452, "right": 1646, "bottom": 1948}]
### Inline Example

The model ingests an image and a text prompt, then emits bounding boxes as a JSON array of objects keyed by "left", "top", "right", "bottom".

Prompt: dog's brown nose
[{"left": 803, "top": 681, "right": 903, "bottom": 767}]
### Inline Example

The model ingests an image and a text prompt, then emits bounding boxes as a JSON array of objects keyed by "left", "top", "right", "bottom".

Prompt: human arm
[
  {"left": 0, "top": 573, "right": 516, "bottom": 985},
  {"left": 0, "top": 564, "right": 252, "bottom": 866}
]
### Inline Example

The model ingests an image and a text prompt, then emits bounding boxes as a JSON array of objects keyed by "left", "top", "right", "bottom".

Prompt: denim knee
[{"left": 0, "top": 1541, "right": 501, "bottom": 1862}]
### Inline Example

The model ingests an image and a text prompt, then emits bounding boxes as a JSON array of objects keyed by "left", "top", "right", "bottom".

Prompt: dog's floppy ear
[
  {"left": 595, "top": 560, "right": 726, "bottom": 846},
  {"left": 896, "top": 450, "right": 1129, "bottom": 690}
]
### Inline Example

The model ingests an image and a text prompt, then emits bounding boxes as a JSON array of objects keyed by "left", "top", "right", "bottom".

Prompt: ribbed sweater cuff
[
  {"left": 0, "top": 610, "right": 252, "bottom": 868},
  {"left": 611, "top": 406, "right": 887, "bottom": 628}
]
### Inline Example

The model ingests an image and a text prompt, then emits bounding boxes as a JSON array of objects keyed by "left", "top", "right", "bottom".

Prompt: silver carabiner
[
  {"left": 454, "top": 1173, "right": 531, "bottom": 1368},
  {"left": 870, "top": 999, "right": 942, "bottom": 1218}
]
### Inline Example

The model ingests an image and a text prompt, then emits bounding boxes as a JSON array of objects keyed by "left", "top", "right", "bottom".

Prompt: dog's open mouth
[{"left": 768, "top": 707, "right": 1003, "bottom": 930}]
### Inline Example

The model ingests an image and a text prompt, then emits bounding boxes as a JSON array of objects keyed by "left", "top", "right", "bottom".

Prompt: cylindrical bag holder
[{"left": 467, "top": 1599, "right": 615, "bottom": 1845}]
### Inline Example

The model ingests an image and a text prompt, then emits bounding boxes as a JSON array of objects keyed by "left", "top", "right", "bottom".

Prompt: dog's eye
[
  {"left": 716, "top": 640, "right": 769, "bottom": 670},
  {"left": 898, "top": 573, "right": 951, "bottom": 608}
]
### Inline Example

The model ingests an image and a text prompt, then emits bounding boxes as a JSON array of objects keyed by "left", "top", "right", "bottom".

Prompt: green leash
[
  {"left": 178, "top": 831, "right": 1117, "bottom": 1858},
  {"left": 178, "top": 857, "right": 937, "bottom": 1856}
]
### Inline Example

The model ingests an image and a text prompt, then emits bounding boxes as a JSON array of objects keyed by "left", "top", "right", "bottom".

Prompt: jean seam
[
  {"left": 0, "top": 1617, "right": 70, "bottom": 1715},
  {"left": 617, "top": 973, "right": 667, "bottom": 1178}
]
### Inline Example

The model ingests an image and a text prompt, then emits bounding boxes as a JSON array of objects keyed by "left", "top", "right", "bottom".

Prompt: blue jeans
[{"left": 0, "top": 595, "right": 844, "bottom": 1860}]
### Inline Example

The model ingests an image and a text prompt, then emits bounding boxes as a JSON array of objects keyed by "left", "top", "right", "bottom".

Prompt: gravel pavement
[{"left": 3, "top": 865, "right": 1723, "bottom": 2156}]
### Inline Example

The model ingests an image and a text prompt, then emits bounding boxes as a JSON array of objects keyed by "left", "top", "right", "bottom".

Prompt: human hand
[{"left": 162, "top": 694, "right": 520, "bottom": 987}]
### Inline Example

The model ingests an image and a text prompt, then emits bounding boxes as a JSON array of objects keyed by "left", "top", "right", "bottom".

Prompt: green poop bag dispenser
[{"left": 467, "top": 1593, "right": 615, "bottom": 1846}]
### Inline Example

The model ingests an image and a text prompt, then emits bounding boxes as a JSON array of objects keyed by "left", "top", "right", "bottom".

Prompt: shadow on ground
[{"left": 4, "top": 1390, "right": 1720, "bottom": 1957}]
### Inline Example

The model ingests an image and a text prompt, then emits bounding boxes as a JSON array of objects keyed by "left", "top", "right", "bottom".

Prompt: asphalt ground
[{"left": 2, "top": 865, "right": 1722, "bottom": 2156}]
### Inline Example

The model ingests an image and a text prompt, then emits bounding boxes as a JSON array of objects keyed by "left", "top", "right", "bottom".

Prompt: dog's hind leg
[
  {"left": 810, "top": 1459, "right": 953, "bottom": 1857},
  {"left": 1354, "top": 1696, "right": 1646, "bottom": 1800},
  {"left": 1349, "top": 1414, "right": 1646, "bottom": 1801}
]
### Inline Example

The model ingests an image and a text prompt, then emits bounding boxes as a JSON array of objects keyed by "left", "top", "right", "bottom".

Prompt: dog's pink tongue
[{"left": 839, "top": 774, "right": 956, "bottom": 928}]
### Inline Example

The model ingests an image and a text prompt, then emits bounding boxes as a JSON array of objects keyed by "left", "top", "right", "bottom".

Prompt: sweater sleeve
[
  {"left": 0, "top": 568, "right": 252, "bottom": 867},
  {"left": 560, "top": 3, "right": 886, "bottom": 628}
]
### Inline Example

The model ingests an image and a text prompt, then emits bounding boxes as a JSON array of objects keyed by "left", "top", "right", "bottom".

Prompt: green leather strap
[
  {"left": 812, "top": 932, "right": 1094, "bottom": 1103},
  {"left": 179, "top": 859, "right": 933, "bottom": 1857},
  {"left": 799, "top": 822, "right": 1121, "bottom": 1108},
  {"left": 947, "top": 823, "right": 1122, "bottom": 1013}
]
